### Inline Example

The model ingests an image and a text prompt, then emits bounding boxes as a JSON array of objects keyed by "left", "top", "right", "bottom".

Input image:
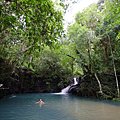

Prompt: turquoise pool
[{"left": 0, "top": 93, "right": 120, "bottom": 120}]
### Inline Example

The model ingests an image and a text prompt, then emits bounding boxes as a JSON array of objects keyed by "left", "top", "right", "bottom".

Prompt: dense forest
[{"left": 0, "top": 0, "right": 120, "bottom": 101}]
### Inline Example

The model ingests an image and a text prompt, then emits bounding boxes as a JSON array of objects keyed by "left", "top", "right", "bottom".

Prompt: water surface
[{"left": 0, "top": 93, "right": 120, "bottom": 120}]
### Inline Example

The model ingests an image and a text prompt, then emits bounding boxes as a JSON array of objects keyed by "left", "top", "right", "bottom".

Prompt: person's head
[{"left": 40, "top": 99, "right": 42, "bottom": 101}]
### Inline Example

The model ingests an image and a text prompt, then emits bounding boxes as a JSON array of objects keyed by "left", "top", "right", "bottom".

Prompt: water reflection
[
  {"left": 51, "top": 93, "right": 120, "bottom": 119},
  {"left": 62, "top": 96, "right": 120, "bottom": 120}
]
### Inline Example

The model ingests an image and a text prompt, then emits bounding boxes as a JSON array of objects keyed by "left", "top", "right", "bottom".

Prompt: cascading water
[
  {"left": 61, "top": 85, "right": 71, "bottom": 94},
  {"left": 61, "top": 78, "right": 78, "bottom": 94},
  {"left": 73, "top": 77, "right": 77, "bottom": 85}
]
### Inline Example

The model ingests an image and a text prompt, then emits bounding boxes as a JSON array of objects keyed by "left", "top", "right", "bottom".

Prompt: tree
[
  {"left": 0, "top": 0, "right": 64, "bottom": 73},
  {"left": 67, "top": 1, "right": 120, "bottom": 96},
  {"left": 95, "top": 0, "right": 120, "bottom": 97}
]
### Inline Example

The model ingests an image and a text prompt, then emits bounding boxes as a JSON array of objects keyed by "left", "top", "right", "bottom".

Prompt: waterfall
[
  {"left": 73, "top": 77, "right": 77, "bottom": 85},
  {"left": 61, "top": 85, "right": 71, "bottom": 94},
  {"left": 60, "top": 78, "right": 78, "bottom": 94}
]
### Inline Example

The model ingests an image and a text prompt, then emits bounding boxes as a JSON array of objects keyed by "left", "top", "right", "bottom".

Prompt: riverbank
[{"left": 0, "top": 57, "right": 120, "bottom": 101}]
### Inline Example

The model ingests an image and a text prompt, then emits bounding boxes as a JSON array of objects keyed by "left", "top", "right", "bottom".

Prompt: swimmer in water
[{"left": 36, "top": 99, "right": 44, "bottom": 104}]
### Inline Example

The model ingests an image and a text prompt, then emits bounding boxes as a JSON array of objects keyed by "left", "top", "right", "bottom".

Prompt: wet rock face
[
  {"left": 70, "top": 77, "right": 74, "bottom": 84},
  {"left": 76, "top": 77, "right": 79, "bottom": 83},
  {"left": 68, "top": 77, "right": 80, "bottom": 93}
]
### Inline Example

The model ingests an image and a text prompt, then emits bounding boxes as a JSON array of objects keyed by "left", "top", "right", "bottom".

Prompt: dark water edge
[
  {"left": 1, "top": 92, "right": 120, "bottom": 107},
  {"left": 0, "top": 89, "right": 120, "bottom": 103}
]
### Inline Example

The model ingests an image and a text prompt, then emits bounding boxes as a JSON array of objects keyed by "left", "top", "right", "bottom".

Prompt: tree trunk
[
  {"left": 100, "top": 39, "right": 109, "bottom": 62},
  {"left": 88, "top": 39, "right": 91, "bottom": 72},
  {"left": 94, "top": 72, "right": 102, "bottom": 93},
  {"left": 108, "top": 35, "right": 119, "bottom": 97},
  {"left": 11, "top": 60, "right": 19, "bottom": 73}
]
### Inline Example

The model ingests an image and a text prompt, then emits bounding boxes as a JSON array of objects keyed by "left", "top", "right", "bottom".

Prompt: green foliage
[
  {"left": 100, "top": 93, "right": 113, "bottom": 100},
  {"left": 29, "top": 46, "right": 73, "bottom": 87},
  {"left": 67, "top": 0, "right": 120, "bottom": 98},
  {"left": 75, "top": 3, "right": 99, "bottom": 30},
  {"left": 113, "top": 98, "right": 120, "bottom": 102},
  {"left": 0, "top": 0, "right": 120, "bottom": 99},
  {"left": 0, "top": 0, "right": 64, "bottom": 72}
]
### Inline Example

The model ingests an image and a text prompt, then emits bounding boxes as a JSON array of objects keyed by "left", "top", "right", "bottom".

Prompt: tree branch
[
  {"left": 67, "top": 55, "right": 75, "bottom": 60},
  {"left": 19, "top": 44, "right": 34, "bottom": 54},
  {"left": 108, "top": 35, "right": 119, "bottom": 97},
  {"left": 19, "top": 5, "right": 34, "bottom": 20},
  {"left": 19, "top": 39, "right": 26, "bottom": 52}
]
